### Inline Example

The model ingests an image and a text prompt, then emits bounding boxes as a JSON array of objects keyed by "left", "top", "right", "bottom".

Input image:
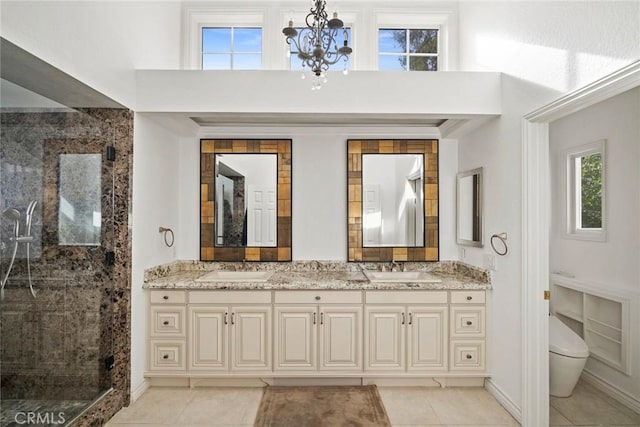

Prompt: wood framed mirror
[
  {"left": 347, "top": 139, "right": 439, "bottom": 262},
  {"left": 200, "top": 139, "right": 291, "bottom": 261}
]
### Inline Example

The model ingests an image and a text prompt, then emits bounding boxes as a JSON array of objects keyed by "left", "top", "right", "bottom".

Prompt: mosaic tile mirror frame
[
  {"left": 347, "top": 139, "right": 439, "bottom": 262},
  {"left": 200, "top": 139, "right": 292, "bottom": 261}
]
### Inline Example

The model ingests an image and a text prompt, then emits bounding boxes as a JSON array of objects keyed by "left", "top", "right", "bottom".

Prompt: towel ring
[
  {"left": 490, "top": 232, "right": 508, "bottom": 256},
  {"left": 159, "top": 227, "right": 174, "bottom": 248}
]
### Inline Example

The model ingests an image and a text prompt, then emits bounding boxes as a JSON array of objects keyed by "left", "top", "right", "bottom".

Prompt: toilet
[{"left": 549, "top": 315, "right": 589, "bottom": 397}]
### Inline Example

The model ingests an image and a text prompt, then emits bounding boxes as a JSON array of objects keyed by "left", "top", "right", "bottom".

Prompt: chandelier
[{"left": 282, "top": 0, "right": 353, "bottom": 89}]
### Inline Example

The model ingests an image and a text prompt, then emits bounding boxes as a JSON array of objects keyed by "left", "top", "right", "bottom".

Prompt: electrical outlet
[
  {"left": 459, "top": 247, "right": 466, "bottom": 260},
  {"left": 483, "top": 253, "right": 496, "bottom": 271}
]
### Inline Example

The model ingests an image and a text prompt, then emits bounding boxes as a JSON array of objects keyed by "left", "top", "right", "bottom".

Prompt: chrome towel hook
[
  {"left": 490, "top": 232, "right": 508, "bottom": 256},
  {"left": 159, "top": 227, "right": 174, "bottom": 247}
]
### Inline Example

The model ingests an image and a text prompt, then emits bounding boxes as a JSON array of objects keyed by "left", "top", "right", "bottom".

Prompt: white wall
[
  {"left": 174, "top": 127, "right": 459, "bottom": 261},
  {"left": 1, "top": 1, "right": 182, "bottom": 108},
  {"left": 549, "top": 87, "right": 640, "bottom": 402},
  {"left": 457, "top": 0, "right": 640, "bottom": 417},
  {"left": 131, "top": 113, "right": 181, "bottom": 400}
]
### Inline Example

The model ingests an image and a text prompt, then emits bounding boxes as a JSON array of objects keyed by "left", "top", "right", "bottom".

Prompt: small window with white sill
[{"left": 563, "top": 140, "right": 606, "bottom": 241}]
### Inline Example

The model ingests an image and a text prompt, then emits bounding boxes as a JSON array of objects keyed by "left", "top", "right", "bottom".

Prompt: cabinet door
[
  {"left": 189, "top": 306, "right": 228, "bottom": 370},
  {"left": 364, "top": 306, "right": 405, "bottom": 371},
  {"left": 274, "top": 306, "right": 317, "bottom": 370},
  {"left": 407, "top": 306, "right": 448, "bottom": 371},
  {"left": 231, "top": 306, "right": 272, "bottom": 371},
  {"left": 319, "top": 305, "right": 362, "bottom": 371}
]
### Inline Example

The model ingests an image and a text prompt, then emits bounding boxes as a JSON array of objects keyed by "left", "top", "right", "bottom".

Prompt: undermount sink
[
  {"left": 195, "top": 270, "right": 275, "bottom": 282},
  {"left": 363, "top": 270, "right": 442, "bottom": 283}
]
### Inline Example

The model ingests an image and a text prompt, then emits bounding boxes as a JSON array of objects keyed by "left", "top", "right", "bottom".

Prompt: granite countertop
[{"left": 144, "top": 261, "right": 492, "bottom": 291}]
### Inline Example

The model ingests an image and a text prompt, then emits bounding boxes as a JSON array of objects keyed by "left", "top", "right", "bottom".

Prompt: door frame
[{"left": 521, "top": 60, "right": 640, "bottom": 427}]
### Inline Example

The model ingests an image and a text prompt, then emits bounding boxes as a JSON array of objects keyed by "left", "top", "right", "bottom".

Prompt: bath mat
[{"left": 254, "top": 385, "right": 392, "bottom": 427}]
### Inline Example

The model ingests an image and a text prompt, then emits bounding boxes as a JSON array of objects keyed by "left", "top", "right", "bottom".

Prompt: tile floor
[
  {"left": 550, "top": 380, "right": 640, "bottom": 426},
  {"left": 106, "top": 385, "right": 519, "bottom": 426},
  {"left": 105, "top": 379, "right": 640, "bottom": 427}
]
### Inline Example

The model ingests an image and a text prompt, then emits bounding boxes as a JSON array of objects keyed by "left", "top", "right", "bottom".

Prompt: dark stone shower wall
[{"left": 0, "top": 109, "right": 132, "bottom": 425}]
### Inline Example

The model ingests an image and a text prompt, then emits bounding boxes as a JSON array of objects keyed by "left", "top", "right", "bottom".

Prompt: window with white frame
[
  {"left": 564, "top": 140, "right": 606, "bottom": 240},
  {"left": 202, "top": 27, "right": 262, "bottom": 70},
  {"left": 378, "top": 28, "right": 438, "bottom": 71}
]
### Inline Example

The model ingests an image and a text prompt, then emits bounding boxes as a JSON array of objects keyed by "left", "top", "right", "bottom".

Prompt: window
[
  {"left": 202, "top": 27, "right": 262, "bottom": 70},
  {"left": 378, "top": 28, "right": 438, "bottom": 71},
  {"left": 564, "top": 140, "right": 606, "bottom": 241},
  {"left": 288, "top": 28, "right": 352, "bottom": 72}
]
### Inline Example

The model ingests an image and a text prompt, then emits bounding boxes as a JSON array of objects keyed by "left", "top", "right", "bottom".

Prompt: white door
[
  {"left": 319, "top": 305, "right": 363, "bottom": 370},
  {"left": 231, "top": 306, "right": 272, "bottom": 371},
  {"left": 407, "top": 306, "right": 448, "bottom": 371},
  {"left": 364, "top": 306, "right": 405, "bottom": 371},
  {"left": 189, "top": 306, "right": 228, "bottom": 370},
  {"left": 362, "top": 184, "right": 382, "bottom": 246},
  {"left": 274, "top": 306, "right": 317, "bottom": 370},
  {"left": 247, "top": 185, "right": 276, "bottom": 246}
]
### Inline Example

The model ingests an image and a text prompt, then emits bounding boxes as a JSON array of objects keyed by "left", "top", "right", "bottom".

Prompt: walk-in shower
[{"left": 0, "top": 43, "right": 133, "bottom": 424}]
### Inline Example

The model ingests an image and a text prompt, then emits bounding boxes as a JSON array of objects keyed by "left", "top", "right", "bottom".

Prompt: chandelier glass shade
[{"left": 283, "top": 0, "right": 352, "bottom": 89}]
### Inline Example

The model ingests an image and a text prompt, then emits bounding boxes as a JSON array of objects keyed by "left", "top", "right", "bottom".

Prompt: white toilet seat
[{"left": 549, "top": 315, "right": 589, "bottom": 358}]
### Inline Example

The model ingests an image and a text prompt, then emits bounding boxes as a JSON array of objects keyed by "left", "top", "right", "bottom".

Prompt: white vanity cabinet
[
  {"left": 273, "top": 291, "right": 362, "bottom": 371},
  {"left": 187, "top": 291, "right": 272, "bottom": 372},
  {"left": 145, "top": 287, "right": 489, "bottom": 383},
  {"left": 365, "top": 291, "right": 449, "bottom": 372}
]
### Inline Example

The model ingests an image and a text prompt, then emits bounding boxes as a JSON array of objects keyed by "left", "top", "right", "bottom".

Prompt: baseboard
[
  {"left": 130, "top": 379, "right": 150, "bottom": 404},
  {"left": 485, "top": 378, "right": 522, "bottom": 424},
  {"left": 581, "top": 370, "right": 640, "bottom": 414}
]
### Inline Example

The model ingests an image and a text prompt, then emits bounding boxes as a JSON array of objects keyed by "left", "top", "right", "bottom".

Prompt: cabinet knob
[
  {"left": 315, "top": 296, "right": 321, "bottom": 300},
  {"left": 466, "top": 296, "right": 472, "bottom": 301},
  {"left": 163, "top": 354, "right": 169, "bottom": 360},
  {"left": 466, "top": 354, "right": 473, "bottom": 359},
  {"left": 163, "top": 320, "right": 169, "bottom": 326},
  {"left": 163, "top": 295, "right": 169, "bottom": 300},
  {"left": 466, "top": 321, "right": 473, "bottom": 326}
]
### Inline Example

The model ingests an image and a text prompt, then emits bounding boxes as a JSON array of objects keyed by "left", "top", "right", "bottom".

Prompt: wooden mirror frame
[
  {"left": 200, "top": 139, "right": 292, "bottom": 261},
  {"left": 347, "top": 139, "right": 439, "bottom": 262}
]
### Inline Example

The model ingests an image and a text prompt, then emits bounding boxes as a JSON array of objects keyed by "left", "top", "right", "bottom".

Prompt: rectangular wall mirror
[
  {"left": 456, "top": 167, "right": 483, "bottom": 247},
  {"left": 348, "top": 139, "right": 439, "bottom": 262},
  {"left": 362, "top": 154, "right": 424, "bottom": 247},
  {"left": 201, "top": 139, "right": 291, "bottom": 261}
]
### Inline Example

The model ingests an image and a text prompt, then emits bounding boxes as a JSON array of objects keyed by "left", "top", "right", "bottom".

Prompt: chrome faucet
[{"left": 390, "top": 260, "right": 405, "bottom": 272}]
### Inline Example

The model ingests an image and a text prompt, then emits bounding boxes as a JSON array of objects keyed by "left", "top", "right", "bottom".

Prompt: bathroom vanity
[{"left": 144, "top": 261, "right": 491, "bottom": 387}]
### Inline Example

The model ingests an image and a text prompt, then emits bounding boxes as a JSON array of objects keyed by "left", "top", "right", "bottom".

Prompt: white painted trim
[
  {"left": 581, "top": 370, "right": 640, "bottom": 415},
  {"left": 521, "top": 119, "right": 550, "bottom": 427},
  {"left": 522, "top": 59, "right": 640, "bottom": 427},
  {"left": 130, "top": 378, "right": 150, "bottom": 404},
  {"left": 485, "top": 378, "right": 522, "bottom": 424},
  {"left": 525, "top": 60, "right": 640, "bottom": 123}
]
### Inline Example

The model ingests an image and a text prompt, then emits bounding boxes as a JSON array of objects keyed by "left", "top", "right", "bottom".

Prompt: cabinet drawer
[
  {"left": 150, "top": 290, "right": 186, "bottom": 304},
  {"left": 150, "top": 306, "right": 186, "bottom": 337},
  {"left": 189, "top": 290, "right": 271, "bottom": 304},
  {"left": 450, "top": 306, "right": 485, "bottom": 337},
  {"left": 450, "top": 340, "right": 485, "bottom": 371},
  {"left": 366, "top": 291, "right": 447, "bottom": 304},
  {"left": 274, "top": 291, "right": 362, "bottom": 304},
  {"left": 450, "top": 291, "right": 485, "bottom": 304},
  {"left": 149, "top": 340, "right": 186, "bottom": 371}
]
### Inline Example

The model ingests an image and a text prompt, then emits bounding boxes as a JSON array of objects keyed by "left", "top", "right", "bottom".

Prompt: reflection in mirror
[
  {"left": 457, "top": 167, "right": 483, "bottom": 247},
  {"left": 214, "top": 154, "right": 277, "bottom": 247},
  {"left": 362, "top": 154, "right": 424, "bottom": 247},
  {"left": 58, "top": 153, "right": 101, "bottom": 246}
]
